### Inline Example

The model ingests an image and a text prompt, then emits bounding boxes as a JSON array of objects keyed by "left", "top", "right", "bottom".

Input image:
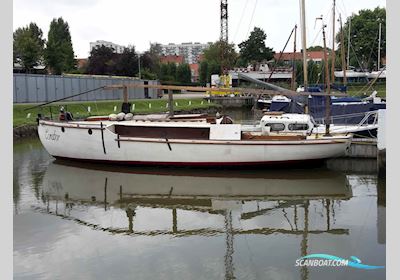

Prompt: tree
[
  {"left": 198, "top": 40, "right": 237, "bottom": 84},
  {"left": 295, "top": 60, "right": 325, "bottom": 85},
  {"left": 45, "top": 17, "right": 76, "bottom": 74},
  {"left": 307, "top": 46, "right": 324, "bottom": 51},
  {"left": 199, "top": 61, "right": 209, "bottom": 84},
  {"left": 203, "top": 40, "right": 237, "bottom": 71},
  {"left": 13, "top": 23, "right": 45, "bottom": 72},
  {"left": 140, "top": 68, "right": 157, "bottom": 80},
  {"left": 238, "top": 27, "right": 274, "bottom": 69},
  {"left": 235, "top": 56, "right": 247, "bottom": 68},
  {"left": 87, "top": 45, "right": 141, "bottom": 77},
  {"left": 114, "top": 47, "right": 138, "bottom": 77},
  {"left": 198, "top": 60, "right": 221, "bottom": 85},
  {"left": 176, "top": 63, "right": 192, "bottom": 83},
  {"left": 142, "top": 43, "right": 163, "bottom": 78},
  {"left": 141, "top": 51, "right": 160, "bottom": 77},
  {"left": 159, "top": 63, "right": 177, "bottom": 82},
  {"left": 337, "top": 7, "right": 386, "bottom": 71},
  {"left": 149, "top": 43, "right": 163, "bottom": 57},
  {"left": 87, "top": 45, "right": 117, "bottom": 75}
]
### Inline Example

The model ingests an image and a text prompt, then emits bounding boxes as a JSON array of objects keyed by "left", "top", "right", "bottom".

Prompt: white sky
[{"left": 13, "top": 0, "right": 386, "bottom": 58}]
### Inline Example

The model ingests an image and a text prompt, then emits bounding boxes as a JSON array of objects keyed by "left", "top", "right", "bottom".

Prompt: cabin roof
[{"left": 261, "top": 113, "right": 311, "bottom": 123}]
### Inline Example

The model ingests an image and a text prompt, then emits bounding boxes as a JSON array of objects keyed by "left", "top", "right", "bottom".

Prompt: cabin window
[
  {"left": 265, "top": 123, "right": 285, "bottom": 131},
  {"left": 88, "top": 129, "right": 93, "bottom": 135},
  {"left": 288, "top": 123, "right": 309, "bottom": 131},
  {"left": 114, "top": 125, "right": 210, "bottom": 140},
  {"left": 61, "top": 127, "right": 65, "bottom": 133}
]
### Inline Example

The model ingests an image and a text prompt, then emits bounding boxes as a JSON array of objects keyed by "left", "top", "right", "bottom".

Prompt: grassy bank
[
  {"left": 346, "top": 83, "right": 386, "bottom": 97},
  {"left": 14, "top": 98, "right": 218, "bottom": 127}
]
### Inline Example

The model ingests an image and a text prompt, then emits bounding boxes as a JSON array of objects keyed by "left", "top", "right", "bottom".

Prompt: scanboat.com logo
[{"left": 295, "top": 254, "right": 384, "bottom": 270}]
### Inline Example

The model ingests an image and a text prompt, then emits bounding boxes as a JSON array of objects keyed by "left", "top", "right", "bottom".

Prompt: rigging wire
[
  {"left": 339, "top": 0, "right": 348, "bottom": 19},
  {"left": 246, "top": 0, "right": 259, "bottom": 38},
  {"left": 24, "top": 86, "right": 106, "bottom": 111},
  {"left": 349, "top": 41, "right": 366, "bottom": 72},
  {"left": 309, "top": 28, "right": 322, "bottom": 47},
  {"left": 233, "top": 0, "right": 250, "bottom": 42},
  {"left": 365, "top": 29, "right": 380, "bottom": 68}
]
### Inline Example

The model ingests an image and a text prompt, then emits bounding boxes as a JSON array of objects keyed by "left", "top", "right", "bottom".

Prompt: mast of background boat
[
  {"left": 318, "top": 16, "right": 331, "bottom": 136},
  {"left": 291, "top": 25, "right": 297, "bottom": 91},
  {"left": 378, "top": 21, "right": 382, "bottom": 71},
  {"left": 300, "top": 0, "right": 308, "bottom": 91},
  {"left": 331, "top": 0, "right": 336, "bottom": 83},
  {"left": 347, "top": 17, "right": 351, "bottom": 69},
  {"left": 267, "top": 27, "right": 296, "bottom": 83},
  {"left": 339, "top": 15, "right": 347, "bottom": 87}
]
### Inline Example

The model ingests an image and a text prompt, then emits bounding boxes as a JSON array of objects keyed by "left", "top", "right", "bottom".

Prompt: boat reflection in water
[
  {"left": 39, "top": 160, "right": 352, "bottom": 280},
  {"left": 42, "top": 160, "right": 352, "bottom": 218}
]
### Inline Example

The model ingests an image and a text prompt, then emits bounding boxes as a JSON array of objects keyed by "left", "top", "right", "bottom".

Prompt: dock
[
  {"left": 377, "top": 110, "right": 386, "bottom": 178},
  {"left": 327, "top": 109, "right": 386, "bottom": 177},
  {"left": 346, "top": 138, "right": 378, "bottom": 158},
  {"left": 208, "top": 95, "right": 254, "bottom": 108},
  {"left": 327, "top": 139, "right": 379, "bottom": 173}
]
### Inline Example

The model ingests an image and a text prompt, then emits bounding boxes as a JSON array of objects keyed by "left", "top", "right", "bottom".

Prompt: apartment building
[
  {"left": 159, "top": 42, "right": 211, "bottom": 64},
  {"left": 90, "top": 40, "right": 126, "bottom": 54}
]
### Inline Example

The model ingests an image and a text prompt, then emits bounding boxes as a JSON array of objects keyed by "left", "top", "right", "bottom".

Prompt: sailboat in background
[{"left": 268, "top": 0, "right": 385, "bottom": 131}]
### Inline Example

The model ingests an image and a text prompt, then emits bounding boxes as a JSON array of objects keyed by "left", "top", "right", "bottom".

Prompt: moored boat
[{"left": 38, "top": 113, "right": 351, "bottom": 167}]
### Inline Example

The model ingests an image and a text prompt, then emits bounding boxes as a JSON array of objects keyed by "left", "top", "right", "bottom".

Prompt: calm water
[{"left": 13, "top": 137, "right": 385, "bottom": 280}]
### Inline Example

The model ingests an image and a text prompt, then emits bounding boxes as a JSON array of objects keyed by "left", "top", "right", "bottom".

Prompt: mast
[
  {"left": 268, "top": 27, "right": 295, "bottom": 83},
  {"left": 378, "top": 21, "right": 382, "bottom": 71},
  {"left": 318, "top": 17, "right": 331, "bottom": 136},
  {"left": 300, "top": 0, "right": 308, "bottom": 90},
  {"left": 347, "top": 17, "right": 351, "bottom": 69},
  {"left": 339, "top": 15, "right": 347, "bottom": 86},
  {"left": 331, "top": 0, "right": 336, "bottom": 83},
  {"left": 291, "top": 25, "right": 298, "bottom": 91}
]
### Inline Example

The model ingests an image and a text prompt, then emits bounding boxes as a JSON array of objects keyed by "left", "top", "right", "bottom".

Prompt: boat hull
[{"left": 38, "top": 121, "right": 351, "bottom": 167}]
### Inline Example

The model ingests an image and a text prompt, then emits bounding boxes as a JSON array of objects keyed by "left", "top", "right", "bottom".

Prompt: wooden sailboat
[{"left": 36, "top": 84, "right": 351, "bottom": 167}]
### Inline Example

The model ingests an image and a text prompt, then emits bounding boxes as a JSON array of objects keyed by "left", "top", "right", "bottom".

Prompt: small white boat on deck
[{"left": 38, "top": 112, "right": 351, "bottom": 167}]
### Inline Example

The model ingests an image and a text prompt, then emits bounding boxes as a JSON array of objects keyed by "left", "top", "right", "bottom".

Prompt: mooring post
[
  {"left": 172, "top": 208, "right": 177, "bottom": 233},
  {"left": 168, "top": 89, "right": 174, "bottom": 117},
  {"left": 123, "top": 85, "right": 128, "bottom": 103},
  {"left": 121, "top": 85, "right": 131, "bottom": 113}
]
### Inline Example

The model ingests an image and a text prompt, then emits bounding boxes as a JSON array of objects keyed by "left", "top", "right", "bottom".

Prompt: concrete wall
[
  {"left": 209, "top": 96, "right": 254, "bottom": 108},
  {"left": 346, "top": 141, "right": 378, "bottom": 158},
  {"left": 378, "top": 109, "right": 386, "bottom": 150},
  {"left": 13, "top": 74, "right": 159, "bottom": 103},
  {"left": 377, "top": 109, "right": 386, "bottom": 178}
]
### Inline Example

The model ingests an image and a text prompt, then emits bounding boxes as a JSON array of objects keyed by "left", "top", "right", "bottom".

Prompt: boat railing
[{"left": 314, "top": 110, "right": 379, "bottom": 127}]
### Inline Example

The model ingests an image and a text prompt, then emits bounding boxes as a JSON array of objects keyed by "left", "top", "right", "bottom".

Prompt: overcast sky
[{"left": 13, "top": 0, "right": 385, "bottom": 58}]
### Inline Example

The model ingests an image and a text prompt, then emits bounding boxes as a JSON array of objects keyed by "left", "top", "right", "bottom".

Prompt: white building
[
  {"left": 90, "top": 40, "right": 126, "bottom": 54},
  {"left": 159, "top": 42, "right": 211, "bottom": 64}
]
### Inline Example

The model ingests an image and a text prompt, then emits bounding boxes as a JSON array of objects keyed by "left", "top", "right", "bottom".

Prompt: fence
[{"left": 13, "top": 74, "right": 160, "bottom": 103}]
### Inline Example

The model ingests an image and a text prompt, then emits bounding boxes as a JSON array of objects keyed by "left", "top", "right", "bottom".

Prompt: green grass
[
  {"left": 345, "top": 83, "right": 386, "bottom": 98},
  {"left": 14, "top": 98, "right": 219, "bottom": 127}
]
